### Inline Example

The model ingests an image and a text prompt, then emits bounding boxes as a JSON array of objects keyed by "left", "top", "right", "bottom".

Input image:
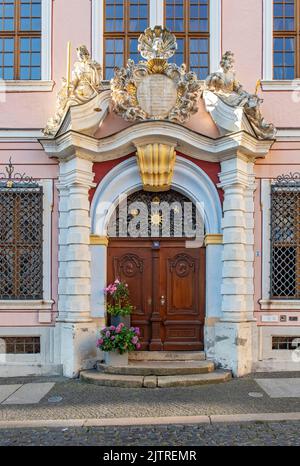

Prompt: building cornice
[{"left": 40, "top": 124, "right": 274, "bottom": 163}]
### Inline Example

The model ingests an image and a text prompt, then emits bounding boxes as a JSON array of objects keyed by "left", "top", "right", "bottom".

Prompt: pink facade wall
[{"left": 0, "top": 0, "right": 299, "bottom": 330}]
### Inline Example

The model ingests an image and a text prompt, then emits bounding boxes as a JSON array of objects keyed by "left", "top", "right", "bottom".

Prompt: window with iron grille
[
  {"left": 272, "top": 336, "right": 300, "bottom": 350},
  {"left": 0, "top": 336, "right": 40, "bottom": 353},
  {"left": 271, "top": 175, "right": 300, "bottom": 299},
  {"left": 0, "top": 0, "right": 41, "bottom": 80},
  {"left": 0, "top": 185, "right": 43, "bottom": 300}
]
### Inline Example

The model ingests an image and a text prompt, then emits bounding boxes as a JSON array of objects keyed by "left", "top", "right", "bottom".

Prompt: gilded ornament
[{"left": 110, "top": 26, "right": 202, "bottom": 124}]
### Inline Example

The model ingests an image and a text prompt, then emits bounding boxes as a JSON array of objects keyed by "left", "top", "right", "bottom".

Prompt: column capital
[
  {"left": 90, "top": 235, "right": 109, "bottom": 246},
  {"left": 205, "top": 234, "right": 223, "bottom": 246}
]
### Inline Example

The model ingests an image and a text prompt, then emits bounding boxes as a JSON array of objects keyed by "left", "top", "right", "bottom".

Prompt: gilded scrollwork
[
  {"left": 43, "top": 45, "right": 103, "bottom": 136},
  {"left": 205, "top": 51, "right": 276, "bottom": 140},
  {"left": 110, "top": 26, "right": 202, "bottom": 124}
]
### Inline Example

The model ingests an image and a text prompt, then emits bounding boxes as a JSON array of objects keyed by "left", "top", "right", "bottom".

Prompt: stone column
[
  {"left": 56, "top": 157, "right": 97, "bottom": 378},
  {"left": 204, "top": 234, "right": 223, "bottom": 360},
  {"left": 215, "top": 154, "right": 256, "bottom": 376},
  {"left": 90, "top": 235, "right": 108, "bottom": 321}
]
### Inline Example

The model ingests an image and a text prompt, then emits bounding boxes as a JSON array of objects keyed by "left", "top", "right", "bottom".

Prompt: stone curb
[{"left": 0, "top": 413, "right": 300, "bottom": 429}]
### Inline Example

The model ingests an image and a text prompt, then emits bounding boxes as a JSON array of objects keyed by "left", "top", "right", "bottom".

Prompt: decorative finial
[
  {"left": 0, "top": 157, "right": 35, "bottom": 187},
  {"left": 255, "top": 79, "right": 261, "bottom": 95}
]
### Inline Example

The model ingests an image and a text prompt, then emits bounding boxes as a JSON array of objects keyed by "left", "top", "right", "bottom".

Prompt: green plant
[
  {"left": 105, "top": 279, "right": 134, "bottom": 316},
  {"left": 97, "top": 324, "right": 141, "bottom": 354}
]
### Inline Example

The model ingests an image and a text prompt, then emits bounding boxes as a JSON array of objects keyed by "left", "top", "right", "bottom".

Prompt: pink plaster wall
[{"left": 0, "top": 1, "right": 300, "bottom": 329}]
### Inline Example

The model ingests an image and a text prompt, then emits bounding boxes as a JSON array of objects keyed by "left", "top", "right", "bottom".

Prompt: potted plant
[
  {"left": 105, "top": 279, "right": 134, "bottom": 327},
  {"left": 97, "top": 323, "right": 141, "bottom": 366}
]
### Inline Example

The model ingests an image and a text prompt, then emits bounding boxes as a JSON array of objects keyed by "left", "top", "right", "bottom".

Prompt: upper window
[
  {"left": 0, "top": 183, "right": 43, "bottom": 300},
  {"left": 0, "top": 0, "right": 41, "bottom": 80},
  {"left": 271, "top": 177, "right": 300, "bottom": 299},
  {"left": 273, "top": 0, "right": 298, "bottom": 79},
  {"left": 104, "top": 0, "right": 150, "bottom": 80},
  {"left": 165, "top": 0, "right": 210, "bottom": 79}
]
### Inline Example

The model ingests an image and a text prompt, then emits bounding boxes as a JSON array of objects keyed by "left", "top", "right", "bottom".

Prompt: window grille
[
  {"left": 271, "top": 173, "right": 300, "bottom": 299},
  {"left": 0, "top": 336, "right": 40, "bottom": 354},
  {"left": 272, "top": 336, "right": 300, "bottom": 350},
  {"left": 0, "top": 158, "right": 43, "bottom": 300},
  {"left": 108, "top": 189, "right": 200, "bottom": 238}
]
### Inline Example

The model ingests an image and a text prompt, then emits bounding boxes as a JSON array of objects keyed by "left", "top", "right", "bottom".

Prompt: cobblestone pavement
[
  {"left": 0, "top": 373, "right": 300, "bottom": 421},
  {"left": 0, "top": 421, "right": 299, "bottom": 446}
]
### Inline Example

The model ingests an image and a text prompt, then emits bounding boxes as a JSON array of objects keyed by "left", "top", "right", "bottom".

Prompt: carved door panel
[
  {"left": 107, "top": 240, "right": 153, "bottom": 350},
  {"left": 107, "top": 239, "right": 205, "bottom": 351},
  {"left": 159, "top": 244, "right": 205, "bottom": 351}
]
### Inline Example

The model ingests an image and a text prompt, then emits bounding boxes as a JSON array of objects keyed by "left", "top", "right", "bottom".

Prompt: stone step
[
  {"left": 97, "top": 360, "right": 215, "bottom": 376},
  {"left": 80, "top": 370, "right": 231, "bottom": 389},
  {"left": 129, "top": 351, "right": 206, "bottom": 362}
]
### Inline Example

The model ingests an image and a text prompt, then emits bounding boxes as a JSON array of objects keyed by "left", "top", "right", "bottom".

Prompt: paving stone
[
  {"left": 143, "top": 376, "right": 157, "bottom": 388},
  {"left": 0, "top": 422, "right": 300, "bottom": 446},
  {"left": 0, "top": 373, "right": 300, "bottom": 421},
  {"left": 2, "top": 383, "right": 55, "bottom": 405},
  {"left": 0, "top": 385, "right": 21, "bottom": 404},
  {"left": 255, "top": 378, "right": 300, "bottom": 398}
]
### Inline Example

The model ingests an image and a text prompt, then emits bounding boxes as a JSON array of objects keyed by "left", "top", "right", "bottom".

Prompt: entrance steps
[
  {"left": 80, "top": 352, "right": 232, "bottom": 388},
  {"left": 129, "top": 351, "right": 206, "bottom": 362}
]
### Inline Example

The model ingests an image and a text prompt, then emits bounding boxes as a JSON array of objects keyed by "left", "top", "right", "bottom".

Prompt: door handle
[{"left": 160, "top": 296, "right": 166, "bottom": 306}]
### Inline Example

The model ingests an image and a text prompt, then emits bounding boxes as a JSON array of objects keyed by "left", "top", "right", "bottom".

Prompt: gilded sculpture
[
  {"left": 43, "top": 45, "right": 103, "bottom": 136},
  {"left": 205, "top": 51, "right": 276, "bottom": 140},
  {"left": 110, "top": 26, "right": 202, "bottom": 124}
]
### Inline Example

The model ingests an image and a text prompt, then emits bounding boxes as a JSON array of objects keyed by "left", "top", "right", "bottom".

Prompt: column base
[
  {"left": 214, "top": 320, "right": 255, "bottom": 377},
  {"left": 57, "top": 321, "right": 99, "bottom": 378}
]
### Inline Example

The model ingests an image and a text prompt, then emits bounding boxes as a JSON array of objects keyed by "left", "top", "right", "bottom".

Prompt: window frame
[
  {"left": 0, "top": 179, "right": 54, "bottom": 310},
  {"left": 262, "top": 0, "right": 300, "bottom": 89},
  {"left": 0, "top": 0, "right": 53, "bottom": 91},
  {"left": 103, "top": 0, "right": 150, "bottom": 80},
  {"left": 273, "top": 0, "right": 300, "bottom": 80},
  {"left": 260, "top": 179, "right": 300, "bottom": 310},
  {"left": 163, "top": 0, "right": 210, "bottom": 79},
  {"left": 92, "top": 0, "right": 221, "bottom": 82}
]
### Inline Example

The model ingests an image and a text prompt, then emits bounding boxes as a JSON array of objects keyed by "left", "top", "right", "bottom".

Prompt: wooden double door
[{"left": 107, "top": 239, "right": 205, "bottom": 351}]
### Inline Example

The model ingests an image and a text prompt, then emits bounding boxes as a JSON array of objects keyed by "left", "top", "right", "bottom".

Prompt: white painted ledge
[
  {"left": 261, "top": 80, "right": 300, "bottom": 91},
  {"left": 0, "top": 300, "right": 55, "bottom": 311},
  {"left": 259, "top": 299, "right": 300, "bottom": 310},
  {"left": 0, "top": 80, "right": 55, "bottom": 92}
]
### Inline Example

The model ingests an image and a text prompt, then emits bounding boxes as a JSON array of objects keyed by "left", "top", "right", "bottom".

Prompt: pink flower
[
  {"left": 134, "top": 328, "right": 141, "bottom": 336},
  {"left": 115, "top": 279, "right": 120, "bottom": 285},
  {"left": 111, "top": 336, "right": 115, "bottom": 341},
  {"left": 132, "top": 336, "right": 138, "bottom": 345},
  {"left": 136, "top": 343, "right": 141, "bottom": 350},
  {"left": 106, "top": 331, "right": 111, "bottom": 338},
  {"left": 97, "top": 338, "right": 104, "bottom": 346},
  {"left": 110, "top": 326, "right": 116, "bottom": 331}
]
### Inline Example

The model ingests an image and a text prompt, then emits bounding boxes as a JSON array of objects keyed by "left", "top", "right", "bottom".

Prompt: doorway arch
[{"left": 90, "top": 156, "right": 223, "bottom": 352}]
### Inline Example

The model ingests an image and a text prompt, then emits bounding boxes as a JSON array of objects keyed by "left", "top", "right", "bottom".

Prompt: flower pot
[
  {"left": 110, "top": 315, "right": 131, "bottom": 328},
  {"left": 104, "top": 351, "right": 129, "bottom": 367}
]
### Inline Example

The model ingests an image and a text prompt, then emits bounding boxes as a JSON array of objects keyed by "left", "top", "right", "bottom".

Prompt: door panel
[
  {"left": 107, "top": 239, "right": 205, "bottom": 351},
  {"left": 107, "top": 241, "right": 153, "bottom": 350},
  {"left": 160, "top": 245, "right": 205, "bottom": 351}
]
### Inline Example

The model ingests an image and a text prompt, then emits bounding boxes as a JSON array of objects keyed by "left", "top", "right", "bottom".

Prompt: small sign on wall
[{"left": 261, "top": 315, "right": 279, "bottom": 323}]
